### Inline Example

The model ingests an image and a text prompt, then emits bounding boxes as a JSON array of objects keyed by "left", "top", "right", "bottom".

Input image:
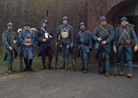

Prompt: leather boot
[
  {"left": 105, "top": 71, "right": 109, "bottom": 77},
  {"left": 49, "top": 66, "right": 53, "bottom": 70},
  {"left": 42, "top": 64, "right": 47, "bottom": 70},
  {"left": 58, "top": 65, "right": 65, "bottom": 69},
  {"left": 10, "top": 67, "right": 13, "bottom": 71},
  {"left": 119, "top": 70, "right": 124, "bottom": 76},
  {"left": 83, "top": 69, "right": 88, "bottom": 73},
  {"left": 127, "top": 72, "right": 132, "bottom": 78},
  {"left": 24, "top": 59, "right": 29, "bottom": 71},
  {"left": 65, "top": 65, "right": 69, "bottom": 70},
  {"left": 79, "top": 67, "right": 84, "bottom": 71},
  {"left": 7, "top": 69, "right": 12, "bottom": 74},
  {"left": 28, "top": 59, "right": 34, "bottom": 71},
  {"left": 100, "top": 68, "right": 106, "bottom": 73}
]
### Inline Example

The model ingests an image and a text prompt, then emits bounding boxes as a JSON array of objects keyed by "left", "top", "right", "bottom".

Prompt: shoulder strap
[
  {"left": 24, "top": 32, "right": 30, "bottom": 39},
  {"left": 118, "top": 31, "right": 125, "bottom": 43},
  {"left": 61, "top": 26, "right": 62, "bottom": 32},
  {"left": 68, "top": 26, "right": 70, "bottom": 33},
  {"left": 78, "top": 32, "right": 84, "bottom": 42},
  {"left": 85, "top": 30, "right": 89, "bottom": 41},
  {"left": 99, "top": 25, "right": 110, "bottom": 36},
  {"left": 22, "top": 31, "right": 24, "bottom": 36},
  {"left": 123, "top": 28, "right": 131, "bottom": 39}
]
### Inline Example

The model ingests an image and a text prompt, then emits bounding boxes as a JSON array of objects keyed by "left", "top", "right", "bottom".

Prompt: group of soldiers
[{"left": 2, "top": 16, "right": 138, "bottom": 78}]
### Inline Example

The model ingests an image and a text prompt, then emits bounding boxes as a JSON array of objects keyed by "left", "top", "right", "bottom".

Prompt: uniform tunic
[
  {"left": 113, "top": 25, "right": 138, "bottom": 61},
  {"left": 93, "top": 24, "right": 114, "bottom": 60},
  {"left": 56, "top": 24, "right": 74, "bottom": 65},
  {"left": 2, "top": 29, "right": 18, "bottom": 61},
  {"left": 35, "top": 27, "right": 54, "bottom": 57},
  {"left": 2, "top": 29, "right": 18, "bottom": 69},
  {"left": 18, "top": 29, "right": 35, "bottom": 59},
  {"left": 75, "top": 28, "right": 93, "bottom": 69}
]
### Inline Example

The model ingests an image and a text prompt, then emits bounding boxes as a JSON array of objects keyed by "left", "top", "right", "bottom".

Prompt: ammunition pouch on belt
[
  {"left": 119, "top": 39, "right": 131, "bottom": 45},
  {"left": 131, "top": 39, "right": 135, "bottom": 47},
  {"left": 102, "top": 37, "right": 108, "bottom": 40},
  {"left": 125, "top": 40, "right": 131, "bottom": 45},
  {"left": 24, "top": 38, "right": 32, "bottom": 43},
  {"left": 78, "top": 41, "right": 89, "bottom": 46}
]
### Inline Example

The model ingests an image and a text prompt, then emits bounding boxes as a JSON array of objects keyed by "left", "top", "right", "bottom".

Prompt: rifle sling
[{"left": 99, "top": 25, "right": 110, "bottom": 36}]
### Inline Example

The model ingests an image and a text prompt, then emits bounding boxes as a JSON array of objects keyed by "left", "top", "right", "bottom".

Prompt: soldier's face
[
  {"left": 80, "top": 25, "right": 85, "bottom": 30},
  {"left": 24, "top": 26, "right": 30, "bottom": 30},
  {"left": 7, "top": 26, "right": 13, "bottom": 31},
  {"left": 100, "top": 21, "right": 107, "bottom": 25},
  {"left": 63, "top": 20, "right": 68, "bottom": 24},
  {"left": 121, "top": 21, "right": 127, "bottom": 26},
  {"left": 43, "top": 23, "right": 48, "bottom": 28}
]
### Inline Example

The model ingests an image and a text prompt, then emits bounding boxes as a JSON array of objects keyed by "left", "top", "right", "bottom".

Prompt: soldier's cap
[
  {"left": 43, "top": 19, "right": 49, "bottom": 24},
  {"left": 7, "top": 22, "right": 13, "bottom": 27},
  {"left": 100, "top": 16, "right": 107, "bottom": 21},
  {"left": 24, "top": 23, "right": 30, "bottom": 26},
  {"left": 79, "top": 22, "right": 85, "bottom": 27},
  {"left": 121, "top": 17, "right": 128, "bottom": 21},
  {"left": 62, "top": 16, "right": 69, "bottom": 21}
]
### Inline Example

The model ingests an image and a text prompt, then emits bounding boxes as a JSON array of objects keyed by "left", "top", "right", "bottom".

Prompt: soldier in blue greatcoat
[
  {"left": 113, "top": 17, "right": 138, "bottom": 78},
  {"left": 75, "top": 22, "right": 93, "bottom": 73},
  {"left": 18, "top": 23, "right": 35, "bottom": 71},
  {"left": 93, "top": 16, "right": 115, "bottom": 77},
  {"left": 56, "top": 16, "right": 74, "bottom": 70},
  {"left": 35, "top": 20, "right": 54, "bottom": 70},
  {"left": 2, "top": 23, "right": 18, "bottom": 74}
]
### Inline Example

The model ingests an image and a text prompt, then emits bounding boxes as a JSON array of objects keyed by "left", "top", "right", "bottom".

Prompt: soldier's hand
[
  {"left": 43, "top": 39, "right": 46, "bottom": 42},
  {"left": 113, "top": 46, "right": 117, "bottom": 53},
  {"left": 49, "top": 35, "right": 52, "bottom": 38},
  {"left": 71, "top": 42, "right": 73, "bottom": 48},
  {"left": 134, "top": 45, "right": 138, "bottom": 52},
  {"left": 9, "top": 47, "right": 13, "bottom": 50},
  {"left": 74, "top": 48, "right": 76, "bottom": 51},
  {"left": 24, "top": 43, "right": 28, "bottom": 47},
  {"left": 56, "top": 42, "right": 58, "bottom": 46},
  {"left": 13, "top": 40, "right": 16, "bottom": 44},
  {"left": 97, "top": 37, "right": 102, "bottom": 41},
  {"left": 102, "top": 41, "right": 107, "bottom": 45},
  {"left": 27, "top": 43, "right": 31, "bottom": 46}
]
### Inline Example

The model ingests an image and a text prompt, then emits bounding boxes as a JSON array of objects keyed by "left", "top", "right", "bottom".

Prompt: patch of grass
[
  {"left": 0, "top": 53, "right": 82, "bottom": 73},
  {"left": 0, "top": 52, "right": 99, "bottom": 80}
]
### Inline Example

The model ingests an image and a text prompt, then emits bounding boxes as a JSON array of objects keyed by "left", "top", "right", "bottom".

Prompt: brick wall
[
  {"left": 87, "top": 0, "right": 133, "bottom": 32},
  {"left": 0, "top": 0, "right": 88, "bottom": 52}
]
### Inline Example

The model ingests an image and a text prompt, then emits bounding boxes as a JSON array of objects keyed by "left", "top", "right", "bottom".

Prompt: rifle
[
  {"left": 12, "top": 49, "right": 16, "bottom": 72},
  {"left": 55, "top": 42, "right": 58, "bottom": 70},
  {"left": 44, "top": 40, "right": 46, "bottom": 66},
  {"left": 98, "top": 46, "right": 105, "bottom": 75},
  {"left": 72, "top": 47, "right": 76, "bottom": 71},
  {"left": 114, "top": 52, "right": 117, "bottom": 76},
  {"left": 20, "top": 45, "right": 24, "bottom": 72}
]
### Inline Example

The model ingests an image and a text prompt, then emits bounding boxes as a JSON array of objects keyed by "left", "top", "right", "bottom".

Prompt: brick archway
[{"left": 87, "top": 0, "right": 130, "bottom": 31}]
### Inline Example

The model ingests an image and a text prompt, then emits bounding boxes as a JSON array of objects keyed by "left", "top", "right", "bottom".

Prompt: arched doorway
[{"left": 106, "top": 0, "right": 138, "bottom": 65}]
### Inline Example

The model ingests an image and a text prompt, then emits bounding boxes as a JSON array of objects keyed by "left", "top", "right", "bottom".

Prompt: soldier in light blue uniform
[
  {"left": 93, "top": 16, "right": 114, "bottom": 77},
  {"left": 113, "top": 17, "right": 138, "bottom": 78},
  {"left": 75, "top": 22, "right": 93, "bottom": 73},
  {"left": 2, "top": 23, "right": 18, "bottom": 74},
  {"left": 56, "top": 16, "right": 74, "bottom": 70},
  {"left": 19, "top": 23, "right": 35, "bottom": 71}
]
